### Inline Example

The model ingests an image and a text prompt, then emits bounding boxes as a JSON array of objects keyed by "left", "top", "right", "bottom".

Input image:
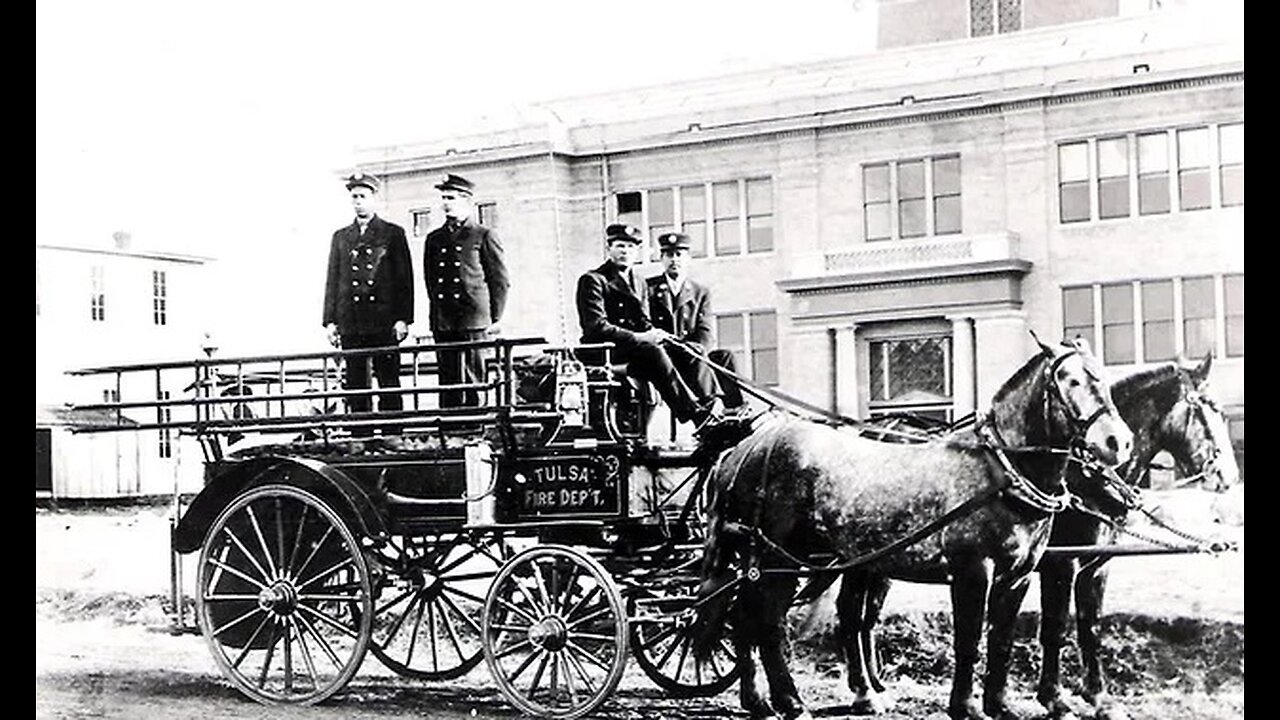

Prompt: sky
[{"left": 36, "top": 0, "right": 876, "bottom": 352}]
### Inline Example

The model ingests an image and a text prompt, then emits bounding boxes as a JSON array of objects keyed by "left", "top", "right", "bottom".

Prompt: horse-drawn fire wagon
[{"left": 66, "top": 336, "right": 1238, "bottom": 720}]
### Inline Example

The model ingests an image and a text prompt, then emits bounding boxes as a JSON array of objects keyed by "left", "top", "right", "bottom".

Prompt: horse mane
[
  {"left": 990, "top": 351, "right": 1048, "bottom": 405},
  {"left": 1110, "top": 363, "right": 1186, "bottom": 416}
]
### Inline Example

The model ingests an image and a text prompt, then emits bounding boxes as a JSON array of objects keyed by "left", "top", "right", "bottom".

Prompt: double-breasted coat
[
  {"left": 422, "top": 219, "right": 509, "bottom": 332},
  {"left": 576, "top": 261, "right": 654, "bottom": 358},
  {"left": 645, "top": 275, "right": 715, "bottom": 351},
  {"left": 322, "top": 215, "right": 414, "bottom": 336}
]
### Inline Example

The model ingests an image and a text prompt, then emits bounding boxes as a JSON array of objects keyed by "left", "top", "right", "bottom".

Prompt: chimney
[{"left": 112, "top": 231, "right": 132, "bottom": 250}]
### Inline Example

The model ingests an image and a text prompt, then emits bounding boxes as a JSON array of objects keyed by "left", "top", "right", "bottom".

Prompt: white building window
[
  {"left": 1062, "top": 274, "right": 1244, "bottom": 365},
  {"left": 152, "top": 270, "right": 167, "bottom": 326},
  {"left": 477, "top": 202, "right": 498, "bottom": 228},
  {"left": 863, "top": 156, "right": 962, "bottom": 240},
  {"left": 613, "top": 176, "right": 774, "bottom": 261},
  {"left": 90, "top": 265, "right": 106, "bottom": 322},
  {"left": 1058, "top": 122, "right": 1243, "bottom": 224},
  {"left": 970, "top": 0, "right": 1021, "bottom": 36},
  {"left": 715, "top": 310, "right": 778, "bottom": 386},
  {"left": 868, "top": 335, "right": 953, "bottom": 423}
]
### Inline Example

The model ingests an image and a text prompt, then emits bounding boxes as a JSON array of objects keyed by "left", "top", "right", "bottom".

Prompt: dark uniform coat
[
  {"left": 645, "top": 275, "right": 715, "bottom": 351},
  {"left": 423, "top": 219, "right": 510, "bottom": 332},
  {"left": 576, "top": 261, "right": 654, "bottom": 358},
  {"left": 323, "top": 215, "right": 414, "bottom": 335}
]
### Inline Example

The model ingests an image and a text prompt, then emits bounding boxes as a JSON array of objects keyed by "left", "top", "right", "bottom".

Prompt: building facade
[
  {"left": 36, "top": 234, "right": 215, "bottom": 498},
  {"left": 355, "top": 2, "right": 1243, "bottom": 473}
]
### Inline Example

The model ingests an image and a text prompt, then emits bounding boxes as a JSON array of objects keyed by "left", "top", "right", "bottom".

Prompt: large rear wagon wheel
[
  {"left": 482, "top": 545, "right": 628, "bottom": 720},
  {"left": 368, "top": 532, "right": 507, "bottom": 680},
  {"left": 196, "top": 484, "right": 372, "bottom": 705}
]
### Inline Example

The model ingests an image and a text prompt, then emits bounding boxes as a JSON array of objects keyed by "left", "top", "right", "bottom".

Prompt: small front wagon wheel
[
  {"left": 482, "top": 545, "right": 628, "bottom": 719},
  {"left": 196, "top": 484, "right": 372, "bottom": 705}
]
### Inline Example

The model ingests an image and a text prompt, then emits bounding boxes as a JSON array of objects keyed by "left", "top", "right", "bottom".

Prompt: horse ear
[
  {"left": 1069, "top": 335, "right": 1093, "bottom": 356},
  {"left": 1190, "top": 352, "right": 1213, "bottom": 386},
  {"left": 1028, "top": 329, "right": 1054, "bottom": 356}
]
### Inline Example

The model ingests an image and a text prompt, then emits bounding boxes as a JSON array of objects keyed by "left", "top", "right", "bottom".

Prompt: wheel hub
[
  {"left": 257, "top": 581, "right": 298, "bottom": 615},
  {"left": 527, "top": 616, "right": 568, "bottom": 652}
]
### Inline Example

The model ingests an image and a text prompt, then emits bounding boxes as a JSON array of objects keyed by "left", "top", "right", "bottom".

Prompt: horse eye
[{"left": 1069, "top": 378, "right": 1081, "bottom": 388}]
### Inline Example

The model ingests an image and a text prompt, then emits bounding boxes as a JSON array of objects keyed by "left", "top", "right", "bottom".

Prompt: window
[
  {"left": 1097, "top": 137, "right": 1130, "bottom": 219},
  {"left": 1224, "top": 274, "right": 1244, "bottom": 357},
  {"left": 411, "top": 208, "right": 433, "bottom": 237},
  {"left": 1060, "top": 122, "right": 1241, "bottom": 223},
  {"left": 863, "top": 164, "right": 891, "bottom": 241},
  {"left": 158, "top": 391, "right": 172, "bottom": 458},
  {"left": 868, "top": 336, "right": 953, "bottom": 422},
  {"left": 90, "top": 265, "right": 106, "bottom": 322},
  {"left": 746, "top": 178, "right": 774, "bottom": 253},
  {"left": 1058, "top": 143, "right": 1090, "bottom": 223},
  {"left": 1177, "top": 127, "right": 1211, "bottom": 211},
  {"left": 152, "top": 270, "right": 167, "bottom": 326},
  {"left": 1137, "top": 132, "right": 1171, "bottom": 215},
  {"left": 713, "top": 182, "right": 740, "bottom": 255},
  {"left": 716, "top": 311, "right": 778, "bottom": 386},
  {"left": 103, "top": 389, "right": 120, "bottom": 403},
  {"left": 1219, "top": 123, "right": 1244, "bottom": 207},
  {"left": 614, "top": 177, "right": 773, "bottom": 259},
  {"left": 1062, "top": 286, "right": 1095, "bottom": 349},
  {"left": 615, "top": 192, "right": 642, "bottom": 230},
  {"left": 681, "top": 184, "right": 708, "bottom": 257},
  {"left": 1142, "top": 280, "right": 1175, "bottom": 362},
  {"left": 1101, "top": 283, "right": 1135, "bottom": 364},
  {"left": 933, "top": 156, "right": 962, "bottom": 235},
  {"left": 864, "top": 156, "right": 962, "bottom": 240},
  {"left": 477, "top": 202, "right": 498, "bottom": 228},
  {"left": 1182, "top": 276, "right": 1215, "bottom": 358},
  {"left": 970, "top": 0, "right": 1020, "bottom": 37}
]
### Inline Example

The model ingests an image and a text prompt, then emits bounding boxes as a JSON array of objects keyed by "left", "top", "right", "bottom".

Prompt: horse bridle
[
  {"left": 1169, "top": 390, "right": 1226, "bottom": 488},
  {"left": 1043, "top": 347, "right": 1117, "bottom": 447}
]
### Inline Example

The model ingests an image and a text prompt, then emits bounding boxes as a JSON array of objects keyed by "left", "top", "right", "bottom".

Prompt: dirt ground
[{"left": 36, "top": 487, "right": 1244, "bottom": 719}]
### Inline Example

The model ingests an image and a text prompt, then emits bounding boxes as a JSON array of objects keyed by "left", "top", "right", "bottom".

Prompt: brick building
[{"left": 354, "top": 0, "right": 1243, "bottom": 469}]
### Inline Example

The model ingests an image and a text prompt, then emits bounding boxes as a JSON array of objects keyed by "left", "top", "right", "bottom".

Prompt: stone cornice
[{"left": 779, "top": 259, "right": 1033, "bottom": 296}]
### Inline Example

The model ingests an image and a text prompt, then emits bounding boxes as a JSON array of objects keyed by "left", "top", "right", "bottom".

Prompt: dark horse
[
  {"left": 691, "top": 338, "right": 1133, "bottom": 720},
  {"left": 1036, "top": 355, "right": 1239, "bottom": 719}
]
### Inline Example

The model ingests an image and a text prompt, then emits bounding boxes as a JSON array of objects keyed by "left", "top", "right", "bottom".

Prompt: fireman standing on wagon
[
  {"left": 322, "top": 172, "right": 414, "bottom": 435},
  {"left": 423, "top": 174, "right": 510, "bottom": 408}
]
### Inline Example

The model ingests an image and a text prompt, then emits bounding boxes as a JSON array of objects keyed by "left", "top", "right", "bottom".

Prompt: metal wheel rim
[
  {"left": 196, "top": 484, "right": 372, "bottom": 705},
  {"left": 367, "top": 532, "right": 506, "bottom": 680},
  {"left": 482, "top": 545, "right": 628, "bottom": 720}
]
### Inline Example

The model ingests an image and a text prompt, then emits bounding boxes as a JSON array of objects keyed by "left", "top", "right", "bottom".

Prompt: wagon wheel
[
  {"left": 367, "top": 532, "right": 507, "bottom": 680},
  {"left": 196, "top": 484, "right": 372, "bottom": 705},
  {"left": 629, "top": 582, "right": 740, "bottom": 697},
  {"left": 482, "top": 545, "right": 628, "bottom": 720}
]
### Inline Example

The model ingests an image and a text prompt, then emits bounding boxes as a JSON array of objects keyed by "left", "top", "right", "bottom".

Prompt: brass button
[
  {"left": 352, "top": 281, "right": 359, "bottom": 287},
  {"left": 353, "top": 296, "right": 361, "bottom": 303}
]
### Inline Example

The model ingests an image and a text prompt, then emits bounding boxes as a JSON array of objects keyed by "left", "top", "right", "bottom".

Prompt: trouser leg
[
  {"left": 670, "top": 346, "right": 721, "bottom": 404},
  {"left": 436, "top": 330, "right": 487, "bottom": 408},
  {"left": 625, "top": 341, "right": 702, "bottom": 423}
]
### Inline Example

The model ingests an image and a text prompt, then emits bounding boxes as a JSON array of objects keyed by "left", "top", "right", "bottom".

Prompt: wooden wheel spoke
[
  {"left": 528, "top": 649, "right": 551, "bottom": 700},
  {"left": 285, "top": 505, "right": 309, "bottom": 579},
  {"left": 440, "top": 584, "right": 487, "bottom": 606},
  {"left": 566, "top": 604, "right": 612, "bottom": 631},
  {"left": 230, "top": 614, "right": 274, "bottom": 670},
  {"left": 530, "top": 561, "right": 554, "bottom": 615},
  {"left": 557, "top": 563, "right": 581, "bottom": 616},
  {"left": 297, "top": 593, "right": 362, "bottom": 603},
  {"left": 491, "top": 593, "right": 540, "bottom": 627},
  {"left": 296, "top": 602, "right": 359, "bottom": 640},
  {"left": 548, "top": 652, "right": 562, "bottom": 703},
  {"left": 380, "top": 593, "right": 422, "bottom": 648},
  {"left": 563, "top": 644, "right": 598, "bottom": 694},
  {"left": 567, "top": 632, "right": 614, "bottom": 643},
  {"left": 202, "top": 593, "right": 261, "bottom": 602},
  {"left": 373, "top": 587, "right": 416, "bottom": 618},
  {"left": 406, "top": 593, "right": 428, "bottom": 670},
  {"left": 673, "top": 635, "right": 691, "bottom": 683},
  {"left": 210, "top": 605, "right": 267, "bottom": 639},
  {"left": 435, "top": 544, "right": 480, "bottom": 576},
  {"left": 493, "top": 637, "right": 534, "bottom": 661},
  {"left": 563, "top": 584, "right": 602, "bottom": 624},
  {"left": 438, "top": 598, "right": 469, "bottom": 662},
  {"left": 297, "top": 556, "right": 355, "bottom": 592},
  {"left": 219, "top": 528, "right": 272, "bottom": 587},
  {"left": 245, "top": 505, "right": 280, "bottom": 581},
  {"left": 638, "top": 623, "right": 680, "bottom": 652},
  {"left": 295, "top": 607, "right": 343, "bottom": 670},
  {"left": 289, "top": 619, "right": 320, "bottom": 691},
  {"left": 283, "top": 610, "right": 294, "bottom": 691},
  {"left": 565, "top": 639, "right": 611, "bottom": 673},
  {"left": 438, "top": 570, "right": 498, "bottom": 583},
  {"left": 207, "top": 557, "right": 269, "bottom": 591},
  {"left": 438, "top": 589, "right": 484, "bottom": 634},
  {"left": 507, "top": 646, "right": 545, "bottom": 686},
  {"left": 257, "top": 623, "right": 281, "bottom": 689},
  {"left": 491, "top": 623, "right": 532, "bottom": 633},
  {"left": 292, "top": 525, "right": 335, "bottom": 583},
  {"left": 655, "top": 626, "right": 684, "bottom": 669},
  {"left": 274, "top": 499, "right": 286, "bottom": 584},
  {"left": 559, "top": 653, "right": 578, "bottom": 706}
]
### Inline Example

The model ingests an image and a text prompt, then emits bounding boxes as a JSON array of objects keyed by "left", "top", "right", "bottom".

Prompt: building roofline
[{"left": 36, "top": 244, "right": 214, "bottom": 264}]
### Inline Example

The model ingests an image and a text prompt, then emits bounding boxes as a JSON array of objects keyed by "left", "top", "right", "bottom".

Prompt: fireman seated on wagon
[{"left": 573, "top": 224, "right": 726, "bottom": 436}]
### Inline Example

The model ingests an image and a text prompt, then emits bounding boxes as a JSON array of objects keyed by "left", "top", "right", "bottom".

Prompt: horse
[
  {"left": 690, "top": 337, "right": 1134, "bottom": 720},
  {"left": 1035, "top": 354, "right": 1239, "bottom": 719}
]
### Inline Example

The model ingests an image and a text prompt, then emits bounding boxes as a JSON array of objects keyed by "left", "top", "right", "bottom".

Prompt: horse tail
[{"left": 690, "top": 464, "right": 737, "bottom": 663}]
